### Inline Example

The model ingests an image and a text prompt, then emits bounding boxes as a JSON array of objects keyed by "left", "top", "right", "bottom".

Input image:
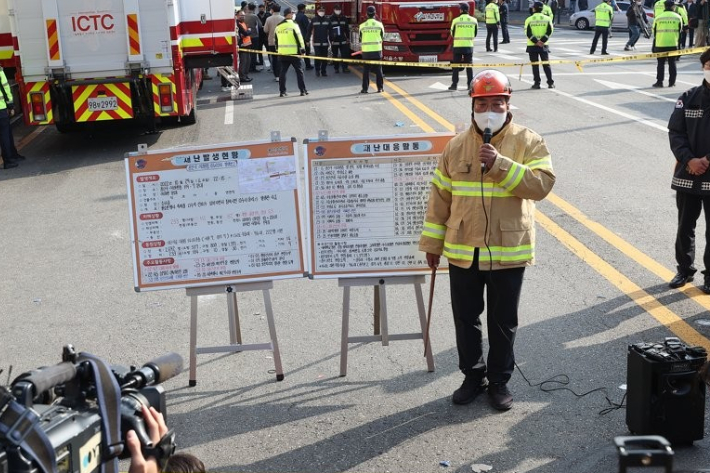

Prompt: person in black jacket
[
  {"left": 310, "top": 5, "right": 331, "bottom": 76},
  {"left": 500, "top": 0, "right": 510, "bottom": 43},
  {"left": 295, "top": 3, "right": 314, "bottom": 70},
  {"left": 330, "top": 5, "right": 351, "bottom": 73},
  {"left": 667, "top": 48, "right": 710, "bottom": 292}
]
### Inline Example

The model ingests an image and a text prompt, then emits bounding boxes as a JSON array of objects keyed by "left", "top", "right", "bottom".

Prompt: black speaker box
[{"left": 626, "top": 339, "right": 707, "bottom": 445}]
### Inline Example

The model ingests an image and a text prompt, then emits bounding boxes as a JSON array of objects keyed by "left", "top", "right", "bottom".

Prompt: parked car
[{"left": 569, "top": 1, "right": 654, "bottom": 30}]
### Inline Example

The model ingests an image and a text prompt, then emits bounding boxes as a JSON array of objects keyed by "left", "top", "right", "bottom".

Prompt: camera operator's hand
[{"left": 127, "top": 406, "right": 168, "bottom": 473}]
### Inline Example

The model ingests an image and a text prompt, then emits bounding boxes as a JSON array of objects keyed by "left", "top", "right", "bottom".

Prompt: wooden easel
[
  {"left": 186, "top": 281, "right": 284, "bottom": 386},
  {"left": 338, "top": 275, "right": 435, "bottom": 376}
]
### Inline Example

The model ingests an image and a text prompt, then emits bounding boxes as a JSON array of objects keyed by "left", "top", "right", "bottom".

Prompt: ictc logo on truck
[{"left": 71, "top": 13, "right": 115, "bottom": 33}]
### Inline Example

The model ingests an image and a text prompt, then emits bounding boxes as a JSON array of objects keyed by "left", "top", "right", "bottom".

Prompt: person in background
[
  {"left": 330, "top": 4, "right": 351, "bottom": 73},
  {"left": 589, "top": 0, "right": 614, "bottom": 54},
  {"left": 263, "top": 3, "right": 284, "bottom": 81},
  {"left": 667, "top": 48, "right": 710, "bottom": 293},
  {"left": 275, "top": 7, "right": 309, "bottom": 97},
  {"left": 652, "top": 0, "right": 683, "bottom": 87},
  {"left": 449, "top": 2, "right": 478, "bottom": 91},
  {"left": 485, "top": 0, "right": 500, "bottom": 51},
  {"left": 499, "top": 0, "right": 510, "bottom": 43},
  {"left": 696, "top": 0, "right": 708, "bottom": 47},
  {"left": 420, "top": 69, "right": 555, "bottom": 411},
  {"left": 310, "top": 5, "right": 332, "bottom": 77},
  {"left": 296, "top": 3, "right": 314, "bottom": 70},
  {"left": 359, "top": 5, "right": 384, "bottom": 93},
  {"left": 163, "top": 453, "right": 206, "bottom": 473},
  {"left": 625, "top": 0, "right": 650, "bottom": 50},
  {"left": 525, "top": 1, "right": 555, "bottom": 89},
  {"left": 675, "top": 0, "right": 690, "bottom": 53},
  {"left": 236, "top": 10, "right": 253, "bottom": 83},
  {"left": 244, "top": 3, "right": 262, "bottom": 71},
  {"left": 258, "top": 3, "right": 270, "bottom": 69},
  {"left": 687, "top": 0, "right": 697, "bottom": 47}
]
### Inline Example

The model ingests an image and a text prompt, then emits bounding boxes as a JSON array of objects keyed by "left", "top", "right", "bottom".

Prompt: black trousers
[
  {"left": 486, "top": 24, "right": 499, "bottom": 51},
  {"left": 361, "top": 51, "right": 383, "bottom": 91},
  {"left": 590, "top": 26, "right": 609, "bottom": 53},
  {"left": 449, "top": 250, "right": 525, "bottom": 384},
  {"left": 314, "top": 45, "right": 329, "bottom": 73},
  {"left": 267, "top": 45, "right": 280, "bottom": 77},
  {"left": 250, "top": 37, "right": 262, "bottom": 67},
  {"left": 528, "top": 50, "right": 553, "bottom": 85},
  {"left": 501, "top": 20, "right": 510, "bottom": 42},
  {"left": 279, "top": 56, "right": 306, "bottom": 94},
  {"left": 0, "top": 109, "right": 18, "bottom": 164},
  {"left": 332, "top": 43, "right": 351, "bottom": 71},
  {"left": 655, "top": 46, "right": 678, "bottom": 84},
  {"left": 674, "top": 192, "right": 710, "bottom": 277},
  {"left": 451, "top": 51, "right": 473, "bottom": 87}
]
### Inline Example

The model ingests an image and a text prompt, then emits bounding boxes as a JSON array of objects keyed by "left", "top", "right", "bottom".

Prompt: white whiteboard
[
  {"left": 304, "top": 133, "right": 453, "bottom": 279},
  {"left": 125, "top": 140, "right": 305, "bottom": 291}
]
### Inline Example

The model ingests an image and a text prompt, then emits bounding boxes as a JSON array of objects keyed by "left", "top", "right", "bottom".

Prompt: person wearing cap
[
  {"left": 275, "top": 7, "right": 309, "bottom": 96},
  {"left": 263, "top": 3, "right": 284, "bottom": 80},
  {"left": 525, "top": 1, "right": 554, "bottom": 89},
  {"left": 448, "top": 3, "right": 478, "bottom": 91},
  {"left": 589, "top": 0, "right": 614, "bottom": 54},
  {"left": 625, "top": 0, "right": 650, "bottom": 51},
  {"left": 653, "top": 0, "right": 683, "bottom": 87},
  {"left": 667, "top": 48, "right": 710, "bottom": 293},
  {"left": 330, "top": 4, "right": 351, "bottom": 73},
  {"left": 484, "top": 0, "right": 500, "bottom": 52},
  {"left": 419, "top": 69, "right": 555, "bottom": 411},
  {"left": 296, "top": 3, "right": 314, "bottom": 70},
  {"left": 311, "top": 5, "right": 332, "bottom": 77},
  {"left": 359, "top": 6, "right": 384, "bottom": 93}
]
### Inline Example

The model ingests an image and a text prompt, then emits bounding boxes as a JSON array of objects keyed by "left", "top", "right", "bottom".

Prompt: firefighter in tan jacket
[{"left": 419, "top": 69, "right": 555, "bottom": 411}]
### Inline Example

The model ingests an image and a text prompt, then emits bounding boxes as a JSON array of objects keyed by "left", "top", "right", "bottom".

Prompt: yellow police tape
[{"left": 238, "top": 46, "right": 707, "bottom": 71}]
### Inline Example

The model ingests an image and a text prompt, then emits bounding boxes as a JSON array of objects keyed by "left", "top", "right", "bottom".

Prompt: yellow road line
[
  {"left": 537, "top": 210, "right": 710, "bottom": 351},
  {"left": 372, "top": 76, "right": 710, "bottom": 348},
  {"left": 350, "top": 68, "right": 436, "bottom": 133},
  {"left": 16, "top": 125, "right": 45, "bottom": 151},
  {"left": 546, "top": 193, "right": 710, "bottom": 310}
]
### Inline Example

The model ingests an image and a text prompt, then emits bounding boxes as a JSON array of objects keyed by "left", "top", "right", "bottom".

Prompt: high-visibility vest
[
  {"left": 654, "top": 0, "right": 665, "bottom": 18},
  {"left": 653, "top": 10, "right": 682, "bottom": 46},
  {"left": 275, "top": 19, "right": 305, "bottom": 55},
  {"left": 238, "top": 20, "right": 252, "bottom": 47},
  {"left": 675, "top": 4, "right": 688, "bottom": 26},
  {"left": 525, "top": 12, "right": 553, "bottom": 46},
  {"left": 594, "top": 2, "right": 614, "bottom": 27},
  {"left": 359, "top": 18, "right": 384, "bottom": 52},
  {"left": 451, "top": 13, "right": 478, "bottom": 48},
  {"left": 485, "top": 3, "right": 500, "bottom": 24},
  {"left": 542, "top": 4, "right": 554, "bottom": 18},
  {"left": 0, "top": 68, "right": 10, "bottom": 110}
]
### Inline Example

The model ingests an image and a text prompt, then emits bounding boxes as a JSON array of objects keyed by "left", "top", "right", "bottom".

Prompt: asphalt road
[{"left": 1, "top": 27, "right": 709, "bottom": 473}]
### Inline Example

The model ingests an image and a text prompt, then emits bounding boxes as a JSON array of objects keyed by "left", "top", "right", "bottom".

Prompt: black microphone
[{"left": 482, "top": 127, "right": 492, "bottom": 169}]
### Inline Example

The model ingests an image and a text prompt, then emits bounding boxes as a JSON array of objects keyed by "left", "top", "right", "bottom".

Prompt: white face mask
[
  {"left": 334, "top": 9, "right": 341, "bottom": 14},
  {"left": 473, "top": 111, "right": 507, "bottom": 134},
  {"left": 704, "top": 70, "right": 710, "bottom": 83},
  {"left": 318, "top": 11, "right": 325, "bottom": 16}
]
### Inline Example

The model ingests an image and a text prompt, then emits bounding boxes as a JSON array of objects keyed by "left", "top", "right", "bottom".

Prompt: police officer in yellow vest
[
  {"left": 0, "top": 66, "right": 22, "bottom": 170},
  {"left": 655, "top": 0, "right": 667, "bottom": 17},
  {"left": 541, "top": 0, "right": 554, "bottom": 18},
  {"left": 589, "top": 0, "right": 614, "bottom": 54},
  {"left": 652, "top": 0, "right": 683, "bottom": 87},
  {"left": 449, "top": 3, "right": 478, "bottom": 91},
  {"left": 359, "top": 6, "right": 384, "bottom": 93},
  {"left": 485, "top": 0, "right": 500, "bottom": 52},
  {"left": 526, "top": 1, "right": 555, "bottom": 89},
  {"left": 275, "top": 7, "right": 308, "bottom": 97}
]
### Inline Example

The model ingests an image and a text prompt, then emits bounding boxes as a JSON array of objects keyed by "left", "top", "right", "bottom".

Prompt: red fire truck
[
  {"left": 316, "top": 0, "right": 473, "bottom": 64},
  {"left": 6, "top": 0, "right": 237, "bottom": 131}
]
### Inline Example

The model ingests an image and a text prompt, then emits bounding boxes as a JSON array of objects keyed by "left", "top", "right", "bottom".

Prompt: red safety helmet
[{"left": 470, "top": 70, "right": 512, "bottom": 98}]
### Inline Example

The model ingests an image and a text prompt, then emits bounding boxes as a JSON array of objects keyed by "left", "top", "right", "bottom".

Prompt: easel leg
[
  {"left": 379, "top": 281, "right": 389, "bottom": 346},
  {"left": 340, "top": 286, "right": 351, "bottom": 377},
  {"left": 189, "top": 295, "right": 198, "bottom": 387},
  {"left": 263, "top": 289, "right": 284, "bottom": 381},
  {"left": 373, "top": 285, "right": 380, "bottom": 335},
  {"left": 226, "top": 288, "right": 238, "bottom": 345},
  {"left": 414, "top": 283, "right": 435, "bottom": 372}
]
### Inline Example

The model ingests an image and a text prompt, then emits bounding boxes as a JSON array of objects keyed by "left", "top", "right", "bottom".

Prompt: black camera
[{"left": 0, "top": 345, "right": 182, "bottom": 473}]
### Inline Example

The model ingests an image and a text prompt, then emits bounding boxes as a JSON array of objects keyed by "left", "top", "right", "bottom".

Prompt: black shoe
[
  {"left": 305, "top": 66, "right": 314, "bottom": 70},
  {"left": 316, "top": 71, "right": 321, "bottom": 77},
  {"left": 322, "top": 72, "right": 328, "bottom": 77},
  {"left": 548, "top": 82, "right": 555, "bottom": 89},
  {"left": 601, "top": 52, "right": 610, "bottom": 55},
  {"left": 280, "top": 92, "right": 288, "bottom": 97},
  {"left": 486, "top": 49, "right": 492, "bottom": 52},
  {"left": 668, "top": 82, "right": 675, "bottom": 87},
  {"left": 488, "top": 383, "right": 513, "bottom": 411},
  {"left": 652, "top": 82, "right": 663, "bottom": 88},
  {"left": 448, "top": 84, "right": 457, "bottom": 91},
  {"left": 359, "top": 89, "right": 368, "bottom": 94},
  {"left": 243, "top": 77, "right": 253, "bottom": 82},
  {"left": 452, "top": 374, "right": 488, "bottom": 405},
  {"left": 702, "top": 279, "right": 710, "bottom": 294},
  {"left": 377, "top": 89, "right": 383, "bottom": 93},
  {"left": 335, "top": 69, "right": 340, "bottom": 73},
  {"left": 531, "top": 83, "right": 541, "bottom": 89},
  {"left": 3, "top": 161, "right": 18, "bottom": 169},
  {"left": 669, "top": 272, "right": 693, "bottom": 288},
  {"left": 300, "top": 90, "right": 309, "bottom": 96},
  {"left": 14, "top": 154, "right": 26, "bottom": 161}
]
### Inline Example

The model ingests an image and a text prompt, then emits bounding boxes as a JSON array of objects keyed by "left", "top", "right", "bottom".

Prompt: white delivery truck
[{"left": 7, "top": 0, "right": 236, "bottom": 131}]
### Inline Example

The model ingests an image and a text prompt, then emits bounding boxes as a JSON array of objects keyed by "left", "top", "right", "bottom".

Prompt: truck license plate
[
  {"left": 87, "top": 97, "right": 118, "bottom": 111},
  {"left": 419, "top": 55, "right": 438, "bottom": 63}
]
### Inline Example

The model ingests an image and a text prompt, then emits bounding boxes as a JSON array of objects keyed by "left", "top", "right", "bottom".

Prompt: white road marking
[
  {"left": 595, "top": 78, "right": 678, "bottom": 102},
  {"left": 224, "top": 100, "right": 234, "bottom": 125}
]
